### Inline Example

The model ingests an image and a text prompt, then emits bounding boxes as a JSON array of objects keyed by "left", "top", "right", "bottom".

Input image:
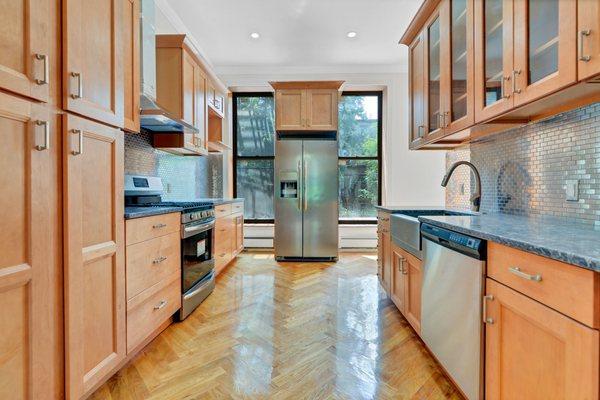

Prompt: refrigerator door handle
[
  {"left": 303, "top": 160, "right": 308, "bottom": 211},
  {"left": 297, "top": 160, "right": 303, "bottom": 210}
]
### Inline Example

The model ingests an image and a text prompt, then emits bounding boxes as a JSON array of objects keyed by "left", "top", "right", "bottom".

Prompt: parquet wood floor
[{"left": 91, "top": 252, "right": 462, "bottom": 400}]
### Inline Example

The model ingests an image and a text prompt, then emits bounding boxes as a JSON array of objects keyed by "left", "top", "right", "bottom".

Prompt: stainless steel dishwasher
[{"left": 420, "top": 223, "right": 486, "bottom": 400}]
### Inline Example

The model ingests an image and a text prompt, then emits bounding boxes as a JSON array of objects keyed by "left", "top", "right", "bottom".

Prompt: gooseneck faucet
[{"left": 441, "top": 161, "right": 482, "bottom": 212}]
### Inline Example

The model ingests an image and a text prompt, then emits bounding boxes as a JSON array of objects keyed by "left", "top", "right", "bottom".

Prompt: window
[
  {"left": 233, "top": 93, "right": 275, "bottom": 222},
  {"left": 338, "top": 92, "right": 382, "bottom": 223},
  {"left": 233, "top": 91, "right": 382, "bottom": 224}
]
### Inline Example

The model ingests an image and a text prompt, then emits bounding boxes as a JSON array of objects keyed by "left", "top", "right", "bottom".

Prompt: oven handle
[
  {"left": 183, "top": 272, "right": 215, "bottom": 300},
  {"left": 182, "top": 220, "right": 215, "bottom": 238}
]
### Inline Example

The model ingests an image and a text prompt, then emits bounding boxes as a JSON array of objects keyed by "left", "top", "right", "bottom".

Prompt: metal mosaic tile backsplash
[
  {"left": 124, "top": 132, "right": 223, "bottom": 200},
  {"left": 445, "top": 102, "right": 600, "bottom": 225}
]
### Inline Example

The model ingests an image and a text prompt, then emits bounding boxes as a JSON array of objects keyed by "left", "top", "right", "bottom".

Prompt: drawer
[
  {"left": 215, "top": 204, "right": 232, "bottom": 217},
  {"left": 232, "top": 202, "right": 243, "bottom": 213},
  {"left": 488, "top": 242, "right": 599, "bottom": 328},
  {"left": 215, "top": 252, "right": 232, "bottom": 275},
  {"left": 126, "top": 232, "right": 180, "bottom": 300},
  {"left": 377, "top": 211, "right": 391, "bottom": 231},
  {"left": 127, "top": 273, "right": 181, "bottom": 353},
  {"left": 126, "top": 213, "right": 180, "bottom": 245}
]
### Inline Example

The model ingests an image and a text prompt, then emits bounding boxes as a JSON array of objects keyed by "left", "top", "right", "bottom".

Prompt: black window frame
[
  {"left": 338, "top": 90, "right": 383, "bottom": 225},
  {"left": 232, "top": 90, "right": 383, "bottom": 225},
  {"left": 232, "top": 92, "right": 275, "bottom": 224}
]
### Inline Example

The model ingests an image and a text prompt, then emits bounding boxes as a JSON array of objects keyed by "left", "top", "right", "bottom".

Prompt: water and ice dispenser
[{"left": 279, "top": 171, "right": 298, "bottom": 198}]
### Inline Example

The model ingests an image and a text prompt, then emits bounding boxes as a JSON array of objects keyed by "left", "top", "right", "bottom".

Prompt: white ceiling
[{"left": 164, "top": 0, "right": 422, "bottom": 71}]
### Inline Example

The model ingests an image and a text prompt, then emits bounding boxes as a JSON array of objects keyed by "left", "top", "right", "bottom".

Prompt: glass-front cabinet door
[
  {"left": 409, "top": 32, "right": 426, "bottom": 146},
  {"left": 443, "top": 0, "right": 474, "bottom": 133},
  {"left": 474, "top": 0, "right": 514, "bottom": 122},
  {"left": 512, "top": 0, "right": 576, "bottom": 106},
  {"left": 425, "top": 10, "right": 444, "bottom": 137}
]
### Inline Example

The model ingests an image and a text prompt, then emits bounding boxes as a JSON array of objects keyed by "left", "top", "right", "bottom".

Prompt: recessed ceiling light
[
  {"left": 347, "top": 31, "right": 357, "bottom": 38},
  {"left": 250, "top": 32, "right": 260, "bottom": 39}
]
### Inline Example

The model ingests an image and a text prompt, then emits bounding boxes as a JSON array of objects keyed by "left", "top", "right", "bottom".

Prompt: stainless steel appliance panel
[
  {"left": 274, "top": 140, "right": 304, "bottom": 258},
  {"left": 421, "top": 237, "right": 485, "bottom": 400},
  {"left": 302, "top": 140, "right": 338, "bottom": 258}
]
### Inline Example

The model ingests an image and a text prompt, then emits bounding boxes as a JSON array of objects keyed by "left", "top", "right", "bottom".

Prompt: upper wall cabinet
[
  {"left": 63, "top": 0, "right": 124, "bottom": 128},
  {"left": 578, "top": 0, "right": 600, "bottom": 81},
  {"left": 409, "top": 0, "right": 475, "bottom": 149},
  {"left": 0, "top": 0, "right": 52, "bottom": 103},
  {"left": 270, "top": 81, "right": 344, "bottom": 132},
  {"left": 122, "top": 0, "right": 140, "bottom": 132},
  {"left": 402, "top": 0, "right": 600, "bottom": 150}
]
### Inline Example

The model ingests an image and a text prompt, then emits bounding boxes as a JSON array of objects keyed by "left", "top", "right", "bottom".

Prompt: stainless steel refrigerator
[{"left": 274, "top": 137, "right": 339, "bottom": 261}]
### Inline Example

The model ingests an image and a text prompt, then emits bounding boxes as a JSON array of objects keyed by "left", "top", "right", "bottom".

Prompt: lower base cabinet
[
  {"left": 390, "top": 244, "right": 422, "bottom": 334},
  {"left": 485, "top": 278, "right": 599, "bottom": 400},
  {"left": 214, "top": 202, "right": 244, "bottom": 275}
]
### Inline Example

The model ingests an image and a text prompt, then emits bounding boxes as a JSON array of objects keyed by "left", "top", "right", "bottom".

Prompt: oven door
[{"left": 181, "top": 218, "right": 215, "bottom": 293}]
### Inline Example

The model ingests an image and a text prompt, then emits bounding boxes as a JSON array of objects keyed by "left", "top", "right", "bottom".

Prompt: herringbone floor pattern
[{"left": 91, "top": 252, "right": 462, "bottom": 400}]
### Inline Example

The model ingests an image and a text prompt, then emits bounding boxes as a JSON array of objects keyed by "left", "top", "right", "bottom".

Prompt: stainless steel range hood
[{"left": 139, "top": 0, "right": 198, "bottom": 134}]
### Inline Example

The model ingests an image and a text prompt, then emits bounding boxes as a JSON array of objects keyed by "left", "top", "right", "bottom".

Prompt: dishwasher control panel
[{"left": 421, "top": 223, "right": 485, "bottom": 259}]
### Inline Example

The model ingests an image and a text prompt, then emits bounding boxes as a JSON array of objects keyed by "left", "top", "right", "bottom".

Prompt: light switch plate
[{"left": 566, "top": 179, "right": 579, "bottom": 201}]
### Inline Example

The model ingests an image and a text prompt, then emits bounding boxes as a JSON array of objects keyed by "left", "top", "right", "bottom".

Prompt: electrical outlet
[
  {"left": 565, "top": 180, "right": 579, "bottom": 202},
  {"left": 460, "top": 183, "right": 465, "bottom": 195},
  {"left": 166, "top": 183, "right": 172, "bottom": 194}
]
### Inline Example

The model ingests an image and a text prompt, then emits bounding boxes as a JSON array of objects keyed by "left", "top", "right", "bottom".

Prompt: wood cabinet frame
[
  {"left": 122, "top": 0, "right": 140, "bottom": 132},
  {"left": 578, "top": 0, "right": 600, "bottom": 81}
]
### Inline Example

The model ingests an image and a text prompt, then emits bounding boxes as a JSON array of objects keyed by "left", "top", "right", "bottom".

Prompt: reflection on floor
[{"left": 91, "top": 252, "right": 462, "bottom": 399}]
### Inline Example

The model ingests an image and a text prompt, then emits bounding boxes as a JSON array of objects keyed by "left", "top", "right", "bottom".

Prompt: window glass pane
[
  {"left": 236, "top": 96, "right": 275, "bottom": 157},
  {"left": 338, "top": 95, "right": 379, "bottom": 157},
  {"left": 236, "top": 159, "right": 274, "bottom": 220},
  {"left": 339, "top": 159, "right": 378, "bottom": 220}
]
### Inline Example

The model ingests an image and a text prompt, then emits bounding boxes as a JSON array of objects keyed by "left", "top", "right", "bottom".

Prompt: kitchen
[{"left": 2, "top": 0, "right": 600, "bottom": 399}]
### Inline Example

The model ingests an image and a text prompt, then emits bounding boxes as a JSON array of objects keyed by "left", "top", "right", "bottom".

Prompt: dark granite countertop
[
  {"left": 195, "top": 198, "right": 244, "bottom": 206},
  {"left": 124, "top": 206, "right": 182, "bottom": 220},
  {"left": 419, "top": 213, "right": 600, "bottom": 272}
]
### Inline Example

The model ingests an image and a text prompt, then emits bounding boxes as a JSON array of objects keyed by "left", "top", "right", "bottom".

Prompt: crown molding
[{"left": 214, "top": 63, "right": 408, "bottom": 76}]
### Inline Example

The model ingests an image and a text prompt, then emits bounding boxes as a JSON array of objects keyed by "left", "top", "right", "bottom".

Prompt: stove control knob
[{"left": 190, "top": 214, "right": 195, "bottom": 220}]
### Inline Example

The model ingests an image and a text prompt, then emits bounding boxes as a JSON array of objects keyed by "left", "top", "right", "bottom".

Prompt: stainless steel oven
[{"left": 180, "top": 216, "right": 216, "bottom": 319}]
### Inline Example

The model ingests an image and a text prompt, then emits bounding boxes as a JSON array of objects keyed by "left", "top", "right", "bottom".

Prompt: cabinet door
[
  {"left": 194, "top": 66, "right": 207, "bottom": 150},
  {"left": 181, "top": 50, "right": 196, "bottom": 127},
  {"left": 381, "top": 231, "right": 392, "bottom": 294},
  {"left": 403, "top": 251, "right": 422, "bottom": 334},
  {"left": 409, "top": 33, "right": 426, "bottom": 144},
  {"left": 390, "top": 246, "right": 406, "bottom": 313},
  {"left": 443, "top": 0, "right": 475, "bottom": 133},
  {"left": 377, "top": 230, "right": 384, "bottom": 283},
  {"left": 306, "top": 89, "right": 338, "bottom": 131},
  {"left": 485, "top": 279, "right": 599, "bottom": 400},
  {"left": 512, "top": 0, "right": 576, "bottom": 106},
  {"left": 474, "top": 0, "right": 514, "bottom": 122},
  {"left": 275, "top": 89, "right": 306, "bottom": 130},
  {"left": 0, "top": 0, "right": 50, "bottom": 103},
  {"left": 64, "top": 114, "right": 126, "bottom": 398},
  {"left": 578, "top": 0, "right": 600, "bottom": 81},
  {"left": 424, "top": 8, "right": 445, "bottom": 136},
  {"left": 235, "top": 213, "right": 244, "bottom": 254},
  {"left": 0, "top": 94, "right": 62, "bottom": 399},
  {"left": 64, "top": 0, "right": 124, "bottom": 128},
  {"left": 122, "top": 0, "right": 140, "bottom": 132}
]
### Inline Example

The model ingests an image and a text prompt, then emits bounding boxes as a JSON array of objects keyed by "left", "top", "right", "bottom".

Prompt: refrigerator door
[
  {"left": 302, "top": 140, "right": 339, "bottom": 259},
  {"left": 274, "top": 139, "right": 304, "bottom": 258}
]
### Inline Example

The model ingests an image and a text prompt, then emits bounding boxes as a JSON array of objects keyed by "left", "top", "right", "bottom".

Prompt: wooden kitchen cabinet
[
  {"left": 0, "top": 92, "right": 63, "bottom": 399},
  {"left": 214, "top": 203, "right": 245, "bottom": 275},
  {"left": 390, "top": 244, "right": 422, "bottom": 334},
  {"left": 271, "top": 81, "right": 344, "bottom": 132},
  {"left": 0, "top": 0, "right": 52, "bottom": 103},
  {"left": 578, "top": 0, "right": 600, "bottom": 81},
  {"left": 233, "top": 212, "right": 245, "bottom": 256},
  {"left": 377, "top": 212, "right": 392, "bottom": 293},
  {"left": 485, "top": 278, "right": 599, "bottom": 400},
  {"left": 154, "top": 34, "right": 208, "bottom": 155},
  {"left": 63, "top": 0, "right": 125, "bottom": 128},
  {"left": 409, "top": 32, "right": 426, "bottom": 145},
  {"left": 390, "top": 245, "right": 406, "bottom": 313},
  {"left": 208, "top": 82, "right": 226, "bottom": 117},
  {"left": 64, "top": 113, "right": 126, "bottom": 399},
  {"left": 122, "top": 0, "right": 140, "bottom": 132},
  {"left": 511, "top": 0, "right": 577, "bottom": 106}
]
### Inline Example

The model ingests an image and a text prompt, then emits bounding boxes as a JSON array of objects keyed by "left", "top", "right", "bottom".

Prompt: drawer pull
[
  {"left": 579, "top": 29, "right": 591, "bottom": 62},
  {"left": 220, "top": 253, "right": 226, "bottom": 257},
  {"left": 483, "top": 294, "right": 494, "bottom": 324},
  {"left": 509, "top": 266, "right": 542, "bottom": 282},
  {"left": 34, "top": 53, "right": 49, "bottom": 85},
  {"left": 154, "top": 300, "right": 167, "bottom": 310},
  {"left": 152, "top": 223, "right": 167, "bottom": 229},
  {"left": 152, "top": 256, "right": 167, "bottom": 264}
]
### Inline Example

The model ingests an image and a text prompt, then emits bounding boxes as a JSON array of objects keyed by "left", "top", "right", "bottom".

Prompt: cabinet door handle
[
  {"left": 579, "top": 29, "right": 592, "bottom": 62},
  {"left": 417, "top": 125, "right": 425, "bottom": 138},
  {"left": 437, "top": 113, "right": 444, "bottom": 129},
  {"left": 152, "top": 223, "right": 167, "bottom": 229},
  {"left": 34, "top": 54, "right": 49, "bottom": 85},
  {"left": 35, "top": 120, "right": 50, "bottom": 151},
  {"left": 483, "top": 294, "right": 494, "bottom": 324},
  {"left": 512, "top": 70, "right": 521, "bottom": 94},
  {"left": 502, "top": 75, "right": 511, "bottom": 99},
  {"left": 444, "top": 111, "right": 450, "bottom": 128},
  {"left": 71, "top": 72, "right": 83, "bottom": 99},
  {"left": 508, "top": 266, "right": 542, "bottom": 282},
  {"left": 152, "top": 256, "right": 167, "bottom": 264},
  {"left": 71, "top": 129, "right": 83, "bottom": 155},
  {"left": 154, "top": 300, "right": 167, "bottom": 310}
]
